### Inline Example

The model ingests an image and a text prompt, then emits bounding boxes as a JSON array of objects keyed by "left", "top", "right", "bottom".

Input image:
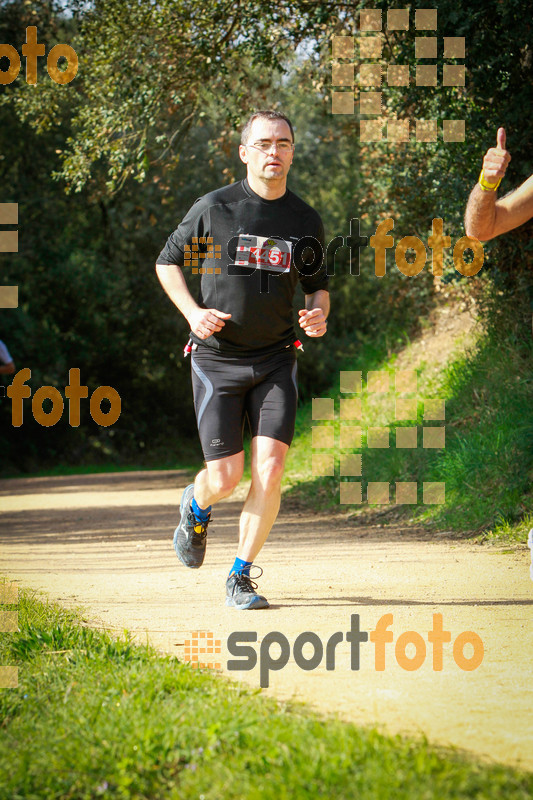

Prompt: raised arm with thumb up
[
  {"left": 465, "top": 126, "right": 533, "bottom": 241},
  {"left": 481, "top": 126, "right": 511, "bottom": 185}
]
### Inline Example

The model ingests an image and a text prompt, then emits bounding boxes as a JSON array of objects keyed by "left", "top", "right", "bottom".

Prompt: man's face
[{"left": 239, "top": 117, "right": 294, "bottom": 183}]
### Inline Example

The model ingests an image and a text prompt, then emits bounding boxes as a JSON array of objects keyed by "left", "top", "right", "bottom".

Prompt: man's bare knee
[
  {"left": 255, "top": 455, "right": 286, "bottom": 492},
  {"left": 207, "top": 461, "right": 243, "bottom": 496}
]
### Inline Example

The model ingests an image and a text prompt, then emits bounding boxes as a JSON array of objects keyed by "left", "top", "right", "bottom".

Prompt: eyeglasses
[{"left": 246, "top": 140, "right": 294, "bottom": 154}]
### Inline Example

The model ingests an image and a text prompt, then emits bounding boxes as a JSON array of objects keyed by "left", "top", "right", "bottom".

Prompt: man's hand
[
  {"left": 188, "top": 308, "right": 231, "bottom": 339},
  {"left": 481, "top": 127, "right": 511, "bottom": 184},
  {"left": 298, "top": 307, "right": 327, "bottom": 337},
  {"left": 465, "top": 127, "right": 533, "bottom": 241}
]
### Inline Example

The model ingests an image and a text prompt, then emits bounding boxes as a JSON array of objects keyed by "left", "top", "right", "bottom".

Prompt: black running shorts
[{"left": 190, "top": 345, "right": 298, "bottom": 461}]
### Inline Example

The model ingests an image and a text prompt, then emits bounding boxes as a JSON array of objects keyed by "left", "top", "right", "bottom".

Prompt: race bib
[{"left": 235, "top": 235, "right": 292, "bottom": 273}]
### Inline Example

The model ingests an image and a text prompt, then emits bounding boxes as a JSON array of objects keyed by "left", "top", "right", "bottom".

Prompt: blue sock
[
  {"left": 229, "top": 557, "right": 252, "bottom": 577},
  {"left": 191, "top": 496, "right": 211, "bottom": 522}
]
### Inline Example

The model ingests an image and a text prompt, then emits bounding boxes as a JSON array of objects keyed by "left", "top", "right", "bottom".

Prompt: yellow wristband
[{"left": 478, "top": 169, "right": 502, "bottom": 192}]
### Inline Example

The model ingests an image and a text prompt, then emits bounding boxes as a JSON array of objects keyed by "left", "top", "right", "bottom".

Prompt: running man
[
  {"left": 155, "top": 110, "right": 329, "bottom": 609},
  {"left": 465, "top": 127, "right": 533, "bottom": 240}
]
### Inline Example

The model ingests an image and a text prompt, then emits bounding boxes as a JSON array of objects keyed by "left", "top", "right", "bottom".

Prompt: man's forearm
[
  {"left": 464, "top": 184, "right": 497, "bottom": 241},
  {"left": 156, "top": 263, "right": 232, "bottom": 339},
  {"left": 305, "top": 289, "right": 330, "bottom": 318},
  {"left": 155, "top": 263, "right": 199, "bottom": 324}
]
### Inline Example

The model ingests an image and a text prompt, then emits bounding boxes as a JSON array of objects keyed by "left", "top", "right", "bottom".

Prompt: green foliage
[
  {"left": 2, "top": 0, "right": 334, "bottom": 194},
  {"left": 285, "top": 285, "right": 533, "bottom": 539}
]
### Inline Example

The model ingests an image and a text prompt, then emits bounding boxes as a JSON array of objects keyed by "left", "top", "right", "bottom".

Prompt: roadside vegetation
[
  {"left": 284, "top": 282, "right": 533, "bottom": 543},
  {"left": 1, "top": 586, "right": 532, "bottom": 799}
]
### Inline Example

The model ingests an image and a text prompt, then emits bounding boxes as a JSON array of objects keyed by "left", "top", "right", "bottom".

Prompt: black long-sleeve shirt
[{"left": 156, "top": 178, "right": 329, "bottom": 356}]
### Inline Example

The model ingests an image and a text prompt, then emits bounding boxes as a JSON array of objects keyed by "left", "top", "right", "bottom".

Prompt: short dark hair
[{"left": 240, "top": 110, "right": 295, "bottom": 145}]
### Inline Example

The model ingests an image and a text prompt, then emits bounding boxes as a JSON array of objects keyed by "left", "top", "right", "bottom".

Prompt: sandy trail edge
[{"left": 1, "top": 470, "right": 532, "bottom": 772}]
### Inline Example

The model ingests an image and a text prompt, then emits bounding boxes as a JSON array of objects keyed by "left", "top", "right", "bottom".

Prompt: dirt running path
[{"left": 1, "top": 471, "right": 531, "bottom": 771}]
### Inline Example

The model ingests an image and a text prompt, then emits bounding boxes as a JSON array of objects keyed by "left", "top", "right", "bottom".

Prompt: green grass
[
  {"left": 283, "top": 304, "right": 533, "bottom": 542},
  {"left": 1, "top": 586, "right": 531, "bottom": 800}
]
